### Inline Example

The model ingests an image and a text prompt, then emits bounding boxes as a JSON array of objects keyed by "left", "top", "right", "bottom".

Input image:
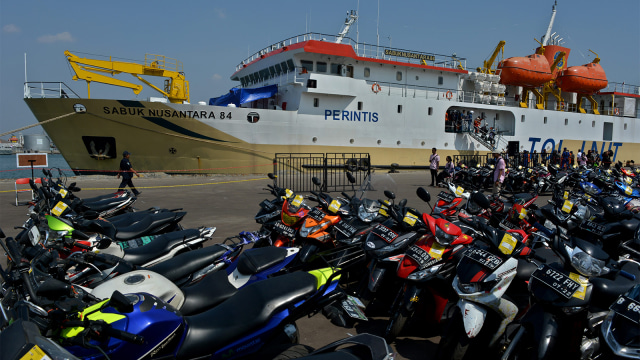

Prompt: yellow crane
[
  {"left": 477, "top": 40, "right": 506, "bottom": 74},
  {"left": 65, "top": 51, "right": 190, "bottom": 104}
]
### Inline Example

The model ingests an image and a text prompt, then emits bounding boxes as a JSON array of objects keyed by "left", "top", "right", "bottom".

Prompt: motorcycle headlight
[
  {"left": 358, "top": 200, "right": 380, "bottom": 223},
  {"left": 456, "top": 277, "right": 498, "bottom": 295},
  {"left": 602, "top": 311, "right": 640, "bottom": 358},
  {"left": 282, "top": 212, "right": 303, "bottom": 226},
  {"left": 407, "top": 263, "right": 444, "bottom": 281},
  {"left": 434, "top": 226, "right": 456, "bottom": 246},
  {"left": 569, "top": 246, "right": 610, "bottom": 277},
  {"left": 466, "top": 199, "right": 482, "bottom": 215}
]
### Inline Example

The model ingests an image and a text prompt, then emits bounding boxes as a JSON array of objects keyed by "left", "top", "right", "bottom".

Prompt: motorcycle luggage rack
[{"left": 315, "top": 244, "right": 366, "bottom": 270}]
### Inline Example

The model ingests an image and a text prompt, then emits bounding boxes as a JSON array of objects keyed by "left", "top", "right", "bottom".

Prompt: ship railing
[
  {"left": 235, "top": 32, "right": 465, "bottom": 72},
  {"left": 601, "top": 82, "right": 640, "bottom": 96},
  {"left": 24, "top": 82, "right": 80, "bottom": 99}
]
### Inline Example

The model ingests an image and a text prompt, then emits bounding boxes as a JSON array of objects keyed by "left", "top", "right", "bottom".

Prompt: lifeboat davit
[
  {"left": 556, "top": 62, "right": 608, "bottom": 94},
  {"left": 497, "top": 54, "right": 553, "bottom": 87}
]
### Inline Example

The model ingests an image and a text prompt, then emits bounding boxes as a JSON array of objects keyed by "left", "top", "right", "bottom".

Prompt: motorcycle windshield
[{"left": 357, "top": 173, "right": 398, "bottom": 203}]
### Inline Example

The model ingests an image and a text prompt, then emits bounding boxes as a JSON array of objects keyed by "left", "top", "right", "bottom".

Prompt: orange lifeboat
[
  {"left": 556, "top": 62, "right": 608, "bottom": 94},
  {"left": 497, "top": 54, "right": 553, "bottom": 87}
]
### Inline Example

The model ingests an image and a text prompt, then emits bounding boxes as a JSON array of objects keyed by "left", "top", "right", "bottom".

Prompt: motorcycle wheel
[
  {"left": 436, "top": 311, "right": 471, "bottom": 360},
  {"left": 270, "top": 344, "right": 314, "bottom": 360},
  {"left": 384, "top": 304, "right": 411, "bottom": 342}
]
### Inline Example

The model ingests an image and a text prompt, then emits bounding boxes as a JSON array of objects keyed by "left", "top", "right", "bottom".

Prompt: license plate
[
  {"left": 335, "top": 221, "right": 357, "bottom": 237},
  {"left": 308, "top": 207, "right": 326, "bottom": 222},
  {"left": 610, "top": 295, "right": 640, "bottom": 325},
  {"left": 405, "top": 245, "right": 439, "bottom": 270},
  {"left": 580, "top": 220, "right": 606, "bottom": 237},
  {"left": 372, "top": 224, "right": 398, "bottom": 243},
  {"left": 437, "top": 191, "right": 456, "bottom": 203},
  {"left": 464, "top": 248, "right": 503, "bottom": 270},
  {"left": 341, "top": 295, "right": 368, "bottom": 320},
  {"left": 531, "top": 264, "right": 581, "bottom": 299},
  {"left": 259, "top": 199, "right": 277, "bottom": 212},
  {"left": 273, "top": 221, "right": 296, "bottom": 238}
]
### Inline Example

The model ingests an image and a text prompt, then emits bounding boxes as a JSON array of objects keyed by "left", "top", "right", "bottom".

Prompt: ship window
[
  {"left": 253, "top": 72, "right": 260, "bottom": 81},
  {"left": 364, "top": 67, "right": 370, "bottom": 77},
  {"left": 521, "top": 115, "right": 525, "bottom": 122},
  {"left": 496, "top": 113, "right": 500, "bottom": 120},
  {"left": 301, "top": 60, "right": 313, "bottom": 72},
  {"left": 564, "top": 118, "right": 568, "bottom": 126},
  {"left": 330, "top": 63, "right": 341, "bottom": 75},
  {"left": 248, "top": 73, "right": 255, "bottom": 82},
  {"left": 396, "top": 71, "right": 402, "bottom": 81},
  {"left": 544, "top": 117, "right": 547, "bottom": 124},
  {"left": 243, "top": 76, "right": 250, "bottom": 85},
  {"left": 398, "top": 105, "right": 403, "bottom": 113},
  {"left": 275, "top": 63, "right": 282, "bottom": 74},
  {"left": 82, "top": 136, "right": 117, "bottom": 159},
  {"left": 358, "top": 102, "right": 363, "bottom": 110},
  {"left": 603, "top": 122, "right": 613, "bottom": 141},
  {"left": 240, "top": 78, "right": 246, "bottom": 87},
  {"left": 307, "top": 79, "right": 317, "bottom": 88},
  {"left": 592, "top": 121, "right": 596, "bottom": 127},
  {"left": 428, "top": 107, "right": 433, "bottom": 115},
  {"left": 317, "top": 62, "right": 327, "bottom": 73},
  {"left": 259, "top": 69, "right": 270, "bottom": 80},
  {"left": 416, "top": 76, "right": 419, "bottom": 81},
  {"left": 269, "top": 66, "right": 276, "bottom": 76},
  {"left": 313, "top": 98, "right": 319, "bottom": 107},
  {"left": 624, "top": 123, "right": 628, "bottom": 130},
  {"left": 286, "top": 59, "right": 295, "bottom": 71},
  {"left": 438, "top": 76, "right": 444, "bottom": 85}
]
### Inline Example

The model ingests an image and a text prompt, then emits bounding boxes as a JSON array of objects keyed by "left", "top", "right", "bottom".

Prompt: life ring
[
  {"left": 446, "top": 91, "right": 453, "bottom": 100},
  {"left": 614, "top": 108, "right": 620, "bottom": 115},
  {"left": 372, "top": 83, "right": 381, "bottom": 94}
]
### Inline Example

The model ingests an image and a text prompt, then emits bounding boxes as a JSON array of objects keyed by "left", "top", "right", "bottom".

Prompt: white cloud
[
  {"left": 3, "top": 24, "right": 20, "bottom": 33},
  {"left": 215, "top": 8, "right": 226, "bottom": 19},
  {"left": 37, "top": 31, "right": 75, "bottom": 43},
  {"left": 212, "top": 74, "right": 222, "bottom": 80}
]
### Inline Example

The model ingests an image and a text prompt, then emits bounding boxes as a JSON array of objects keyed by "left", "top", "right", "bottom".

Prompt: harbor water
[{"left": 0, "top": 154, "right": 70, "bottom": 179}]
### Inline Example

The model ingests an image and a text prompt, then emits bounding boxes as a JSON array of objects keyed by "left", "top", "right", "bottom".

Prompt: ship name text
[
  {"left": 384, "top": 49, "right": 435, "bottom": 62},
  {"left": 528, "top": 137, "right": 623, "bottom": 161},
  {"left": 324, "top": 110, "right": 379, "bottom": 122},
  {"left": 103, "top": 107, "right": 230, "bottom": 119}
]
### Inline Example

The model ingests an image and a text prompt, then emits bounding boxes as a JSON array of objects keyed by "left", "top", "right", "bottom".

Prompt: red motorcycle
[
  {"left": 432, "top": 182, "right": 469, "bottom": 220},
  {"left": 383, "top": 202, "right": 474, "bottom": 341},
  {"left": 269, "top": 192, "right": 310, "bottom": 247}
]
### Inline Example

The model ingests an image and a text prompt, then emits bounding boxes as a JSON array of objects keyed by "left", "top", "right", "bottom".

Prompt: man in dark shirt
[{"left": 117, "top": 150, "right": 141, "bottom": 196}]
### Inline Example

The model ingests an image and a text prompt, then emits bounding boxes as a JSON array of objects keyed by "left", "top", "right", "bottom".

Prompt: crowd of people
[
  {"left": 445, "top": 109, "right": 496, "bottom": 145},
  {"left": 502, "top": 148, "right": 617, "bottom": 170}
]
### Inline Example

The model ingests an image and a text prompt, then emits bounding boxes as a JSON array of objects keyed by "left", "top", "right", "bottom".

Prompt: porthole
[
  {"left": 349, "top": 139, "right": 355, "bottom": 144},
  {"left": 312, "top": 137, "right": 318, "bottom": 143},
  {"left": 377, "top": 140, "right": 382, "bottom": 145}
]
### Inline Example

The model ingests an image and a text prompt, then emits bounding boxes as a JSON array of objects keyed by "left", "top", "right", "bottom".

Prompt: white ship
[{"left": 23, "top": 4, "right": 639, "bottom": 174}]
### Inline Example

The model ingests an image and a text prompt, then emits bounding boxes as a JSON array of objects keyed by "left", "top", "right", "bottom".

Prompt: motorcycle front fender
[
  {"left": 402, "top": 285, "right": 422, "bottom": 313},
  {"left": 457, "top": 298, "right": 487, "bottom": 339},
  {"left": 518, "top": 303, "right": 558, "bottom": 360},
  {"left": 367, "top": 266, "right": 386, "bottom": 293}
]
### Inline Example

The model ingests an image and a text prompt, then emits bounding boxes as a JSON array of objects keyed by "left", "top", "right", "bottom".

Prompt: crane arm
[
  {"left": 478, "top": 41, "right": 505, "bottom": 74},
  {"left": 65, "top": 50, "right": 189, "bottom": 103}
]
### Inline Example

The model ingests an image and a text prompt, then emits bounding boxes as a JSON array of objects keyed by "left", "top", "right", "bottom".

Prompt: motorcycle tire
[
  {"left": 384, "top": 304, "right": 411, "bottom": 342},
  {"left": 270, "top": 344, "right": 314, "bottom": 360},
  {"left": 436, "top": 311, "right": 471, "bottom": 360}
]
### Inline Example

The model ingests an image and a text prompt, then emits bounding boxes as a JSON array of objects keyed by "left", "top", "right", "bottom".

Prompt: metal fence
[{"left": 273, "top": 153, "right": 371, "bottom": 192}]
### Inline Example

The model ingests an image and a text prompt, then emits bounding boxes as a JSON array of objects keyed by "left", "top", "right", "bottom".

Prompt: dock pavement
[{"left": 0, "top": 171, "right": 551, "bottom": 359}]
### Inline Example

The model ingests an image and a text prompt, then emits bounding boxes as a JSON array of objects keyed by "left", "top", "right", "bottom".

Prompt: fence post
[{"left": 323, "top": 155, "right": 328, "bottom": 192}]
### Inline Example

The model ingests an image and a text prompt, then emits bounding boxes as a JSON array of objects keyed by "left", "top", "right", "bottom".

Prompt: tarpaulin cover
[{"left": 209, "top": 85, "right": 278, "bottom": 106}]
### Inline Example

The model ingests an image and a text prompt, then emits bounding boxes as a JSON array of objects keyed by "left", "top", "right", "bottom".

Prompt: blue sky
[{"left": 1, "top": 0, "right": 638, "bottom": 137}]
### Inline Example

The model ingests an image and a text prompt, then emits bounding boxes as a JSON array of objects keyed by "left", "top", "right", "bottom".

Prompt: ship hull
[{"left": 24, "top": 97, "right": 640, "bottom": 174}]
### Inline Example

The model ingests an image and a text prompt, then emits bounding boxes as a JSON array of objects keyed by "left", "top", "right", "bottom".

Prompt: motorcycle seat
[
  {"left": 147, "top": 243, "right": 227, "bottom": 282},
  {"left": 591, "top": 261, "right": 640, "bottom": 310},
  {"left": 80, "top": 191, "right": 128, "bottom": 203},
  {"left": 122, "top": 228, "right": 200, "bottom": 265},
  {"left": 115, "top": 212, "right": 185, "bottom": 241},
  {"left": 177, "top": 272, "right": 318, "bottom": 359},
  {"left": 236, "top": 247, "right": 288, "bottom": 275},
  {"left": 79, "top": 197, "right": 129, "bottom": 213},
  {"left": 180, "top": 270, "right": 239, "bottom": 316}
]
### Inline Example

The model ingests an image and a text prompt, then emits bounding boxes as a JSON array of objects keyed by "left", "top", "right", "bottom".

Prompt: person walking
[
  {"left": 602, "top": 150, "right": 612, "bottom": 169},
  {"left": 429, "top": 147, "right": 440, "bottom": 187},
  {"left": 492, "top": 151, "right": 506, "bottom": 197},
  {"left": 117, "top": 150, "right": 141, "bottom": 196}
]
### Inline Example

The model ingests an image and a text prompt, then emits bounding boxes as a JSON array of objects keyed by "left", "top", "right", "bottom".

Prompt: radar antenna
[{"left": 336, "top": 10, "right": 358, "bottom": 44}]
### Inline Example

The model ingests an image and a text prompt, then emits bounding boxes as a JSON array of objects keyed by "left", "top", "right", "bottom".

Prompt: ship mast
[
  {"left": 541, "top": 1, "right": 557, "bottom": 46},
  {"left": 336, "top": 10, "right": 358, "bottom": 44}
]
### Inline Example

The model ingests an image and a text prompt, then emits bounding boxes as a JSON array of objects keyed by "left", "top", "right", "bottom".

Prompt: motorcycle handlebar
[
  {"left": 619, "top": 270, "right": 636, "bottom": 281},
  {"left": 101, "top": 323, "right": 145, "bottom": 345}
]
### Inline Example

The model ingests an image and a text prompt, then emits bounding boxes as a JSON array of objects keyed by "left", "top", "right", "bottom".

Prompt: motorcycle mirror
[
  {"left": 398, "top": 199, "right": 407, "bottom": 208},
  {"left": 384, "top": 190, "right": 396, "bottom": 200},
  {"left": 69, "top": 182, "right": 76, "bottom": 188},
  {"left": 346, "top": 172, "right": 356, "bottom": 184},
  {"left": 268, "top": 173, "right": 276, "bottom": 180},
  {"left": 470, "top": 192, "right": 490, "bottom": 209},
  {"left": 0, "top": 228, "right": 4, "bottom": 238},
  {"left": 29, "top": 179, "right": 39, "bottom": 192},
  {"left": 109, "top": 291, "right": 134, "bottom": 313},
  {"left": 69, "top": 186, "right": 81, "bottom": 192},
  {"left": 312, "top": 177, "right": 322, "bottom": 187},
  {"left": 416, "top": 187, "right": 431, "bottom": 203}
]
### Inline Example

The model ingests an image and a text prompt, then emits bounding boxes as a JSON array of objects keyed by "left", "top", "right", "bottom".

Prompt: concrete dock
[{"left": 0, "top": 171, "right": 550, "bottom": 359}]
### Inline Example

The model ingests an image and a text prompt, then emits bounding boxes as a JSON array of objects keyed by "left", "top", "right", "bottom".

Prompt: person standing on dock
[
  {"left": 429, "top": 148, "right": 440, "bottom": 187},
  {"left": 117, "top": 150, "right": 141, "bottom": 196}
]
